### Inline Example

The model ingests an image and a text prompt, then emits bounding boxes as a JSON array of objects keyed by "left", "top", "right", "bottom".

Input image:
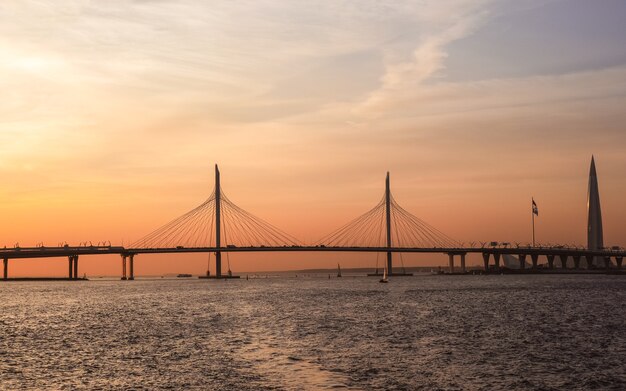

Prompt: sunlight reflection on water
[{"left": 1, "top": 274, "right": 625, "bottom": 390}]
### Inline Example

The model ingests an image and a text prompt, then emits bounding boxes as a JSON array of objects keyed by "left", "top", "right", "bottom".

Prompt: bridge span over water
[
  {"left": 1, "top": 245, "right": 624, "bottom": 280},
  {"left": 2, "top": 165, "right": 624, "bottom": 280}
]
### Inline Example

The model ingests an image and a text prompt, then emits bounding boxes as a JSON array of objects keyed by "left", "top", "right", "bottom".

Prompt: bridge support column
[
  {"left": 546, "top": 255, "right": 555, "bottom": 269},
  {"left": 129, "top": 255, "right": 134, "bottom": 280},
  {"left": 616, "top": 257, "right": 623, "bottom": 270},
  {"left": 493, "top": 253, "right": 501, "bottom": 271},
  {"left": 573, "top": 256, "right": 581, "bottom": 269},
  {"left": 531, "top": 254, "right": 539, "bottom": 269},
  {"left": 3, "top": 258, "right": 7, "bottom": 280},
  {"left": 519, "top": 254, "right": 527, "bottom": 270},
  {"left": 121, "top": 255, "right": 127, "bottom": 280},
  {"left": 558, "top": 254, "right": 568, "bottom": 270},
  {"left": 215, "top": 251, "right": 222, "bottom": 279},
  {"left": 585, "top": 255, "right": 594, "bottom": 270},
  {"left": 68, "top": 256, "right": 74, "bottom": 279},
  {"left": 73, "top": 256, "right": 79, "bottom": 279},
  {"left": 482, "top": 253, "right": 490, "bottom": 272},
  {"left": 71, "top": 255, "right": 78, "bottom": 280},
  {"left": 448, "top": 253, "right": 455, "bottom": 273},
  {"left": 460, "top": 253, "right": 466, "bottom": 273}
]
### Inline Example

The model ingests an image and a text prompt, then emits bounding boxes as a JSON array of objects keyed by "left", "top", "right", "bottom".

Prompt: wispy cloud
[{"left": 358, "top": 2, "right": 491, "bottom": 117}]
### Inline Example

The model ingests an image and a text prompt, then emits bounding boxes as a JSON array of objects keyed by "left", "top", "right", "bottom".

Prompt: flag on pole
[{"left": 532, "top": 198, "right": 539, "bottom": 216}]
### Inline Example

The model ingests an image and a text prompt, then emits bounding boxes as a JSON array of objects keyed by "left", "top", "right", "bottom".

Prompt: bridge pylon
[
  {"left": 384, "top": 172, "right": 412, "bottom": 276},
  {"left": 198, "top": 164, "right": 240, "bottom": 279},
  {"left": 319, "top": 171, "right": 458, "bottom": 276},
  {"left": 385, "top": 172, "right": 392, "bottom": 275},
  {"left": 215, "top": 164, "right": 222, "bottom": 278}
]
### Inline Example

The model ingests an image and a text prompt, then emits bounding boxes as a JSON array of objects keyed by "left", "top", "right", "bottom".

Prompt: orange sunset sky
[{"left": 1, "top": 1, "right": 626, "bottom": 276}]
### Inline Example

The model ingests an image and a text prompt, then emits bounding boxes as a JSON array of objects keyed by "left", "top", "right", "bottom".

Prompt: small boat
[
  {"left": 379, "top": 267, "right": 388, "bottom": 283},
  {"left": 337, "top": 263, "right": 342, "bottom": 278},
  {"left": 177, "top": 273, "right": 192, "bottom": 278}
]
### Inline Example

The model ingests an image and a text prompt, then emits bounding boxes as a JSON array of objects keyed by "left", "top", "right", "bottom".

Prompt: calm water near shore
[{"left": 1, "top": 274, "right": 625, "bottom": 390}]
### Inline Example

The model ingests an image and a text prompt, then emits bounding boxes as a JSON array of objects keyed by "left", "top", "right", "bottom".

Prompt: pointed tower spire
[{"left": 587, "top": 156, "right": 604, "bottom": 266}]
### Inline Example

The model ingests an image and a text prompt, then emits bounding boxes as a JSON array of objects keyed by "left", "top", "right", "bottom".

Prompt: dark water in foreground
[{"left": 1, "top": 275, "right": 625, "bottom": 390}]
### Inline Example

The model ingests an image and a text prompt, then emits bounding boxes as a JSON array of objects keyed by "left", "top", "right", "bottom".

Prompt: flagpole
[{"left": 530, "top": 197, "right": 535, "bottom": 247}]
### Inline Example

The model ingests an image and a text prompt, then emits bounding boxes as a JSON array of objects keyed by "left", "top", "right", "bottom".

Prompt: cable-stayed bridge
[{"left": 1, "top": 165, "right": 624, "bottom": 280}]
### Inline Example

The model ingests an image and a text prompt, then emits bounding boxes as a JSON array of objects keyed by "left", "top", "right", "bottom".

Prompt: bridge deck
[{"left": 1, "top": 246, "right": 624, "bottom": 259}]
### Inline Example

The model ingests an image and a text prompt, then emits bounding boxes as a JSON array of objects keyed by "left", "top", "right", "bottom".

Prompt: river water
[{"left": 1, "top": 274, "right": 625, "bottom": 390}]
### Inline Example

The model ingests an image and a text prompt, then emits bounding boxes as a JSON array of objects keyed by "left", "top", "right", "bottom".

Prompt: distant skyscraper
[{"left": 587, "top": 156, "right": 604, "bottom": 266}]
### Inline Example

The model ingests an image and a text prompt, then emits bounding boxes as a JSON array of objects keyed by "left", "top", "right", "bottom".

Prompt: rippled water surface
[{"left": 1, "top": 274, "right": 625, "bottom": 390}]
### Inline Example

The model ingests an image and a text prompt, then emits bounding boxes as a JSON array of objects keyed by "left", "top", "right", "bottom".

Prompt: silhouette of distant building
[{"left": 587, "top": 156, "right": 604, "bottom": 267}]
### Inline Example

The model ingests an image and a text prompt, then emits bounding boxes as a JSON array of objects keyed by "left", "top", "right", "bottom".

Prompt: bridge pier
[
  {"left": 121, "top": 255, "right": 127, "bottom": 280},
  {"left": 73, "top": 255, "right": 79, "bottom": 279},
  {"left": 68, "top": 256, "right": 74, "bottom": 279},
  {"left": 531, "top": 254, "right": 539, "bottom": 269},
  {"left": 546, "top": 255, "right": 555, "bottom": 269},
  {"left": 585, "top": 255, "right": 594, "bottom": 270},
  {"left": 3, "top": 258, "right": 7, "bottom": 280},
  {"left": 460, "top": 253, "right": 466, "bottom": 273},
  {"left": 215, "top": 251, "right": 222, "bottom": 278},
  {"left": 482, "top": 253, "right": 490, "bottom": 271},
  {"left": 448, "top": 253, "right": 455, "bottom": 273},
  {"left": 616, "top": 256, "right": 623, "bottom": 270},
  {"left": 129, "top": 254, "right": 134, "bottom": 280},
  {"left": 519, "top": 254, "right": 527, "bottom": 270},
  {"left": 559, "top": 254, "right": 568, "bottom": 269},
  {"left": 493, "top": 253, "right": 501, "bottom": 271}
]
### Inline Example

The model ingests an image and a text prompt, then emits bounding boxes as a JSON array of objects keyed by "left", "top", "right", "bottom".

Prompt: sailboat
[
  {"left": 379, "top": 267, "right": 388, "bottom": 283},
  {"left": 337, "top": 263, "right": 342, "bottom": 278}
]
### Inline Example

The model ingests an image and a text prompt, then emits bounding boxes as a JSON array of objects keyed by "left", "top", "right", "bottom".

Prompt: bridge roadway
[
  {"left": 1, "top": 245, "right": 625, "bottom": 280},
  {"left": 1, "top": 245, "right": 625, "bottom": 259}
]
